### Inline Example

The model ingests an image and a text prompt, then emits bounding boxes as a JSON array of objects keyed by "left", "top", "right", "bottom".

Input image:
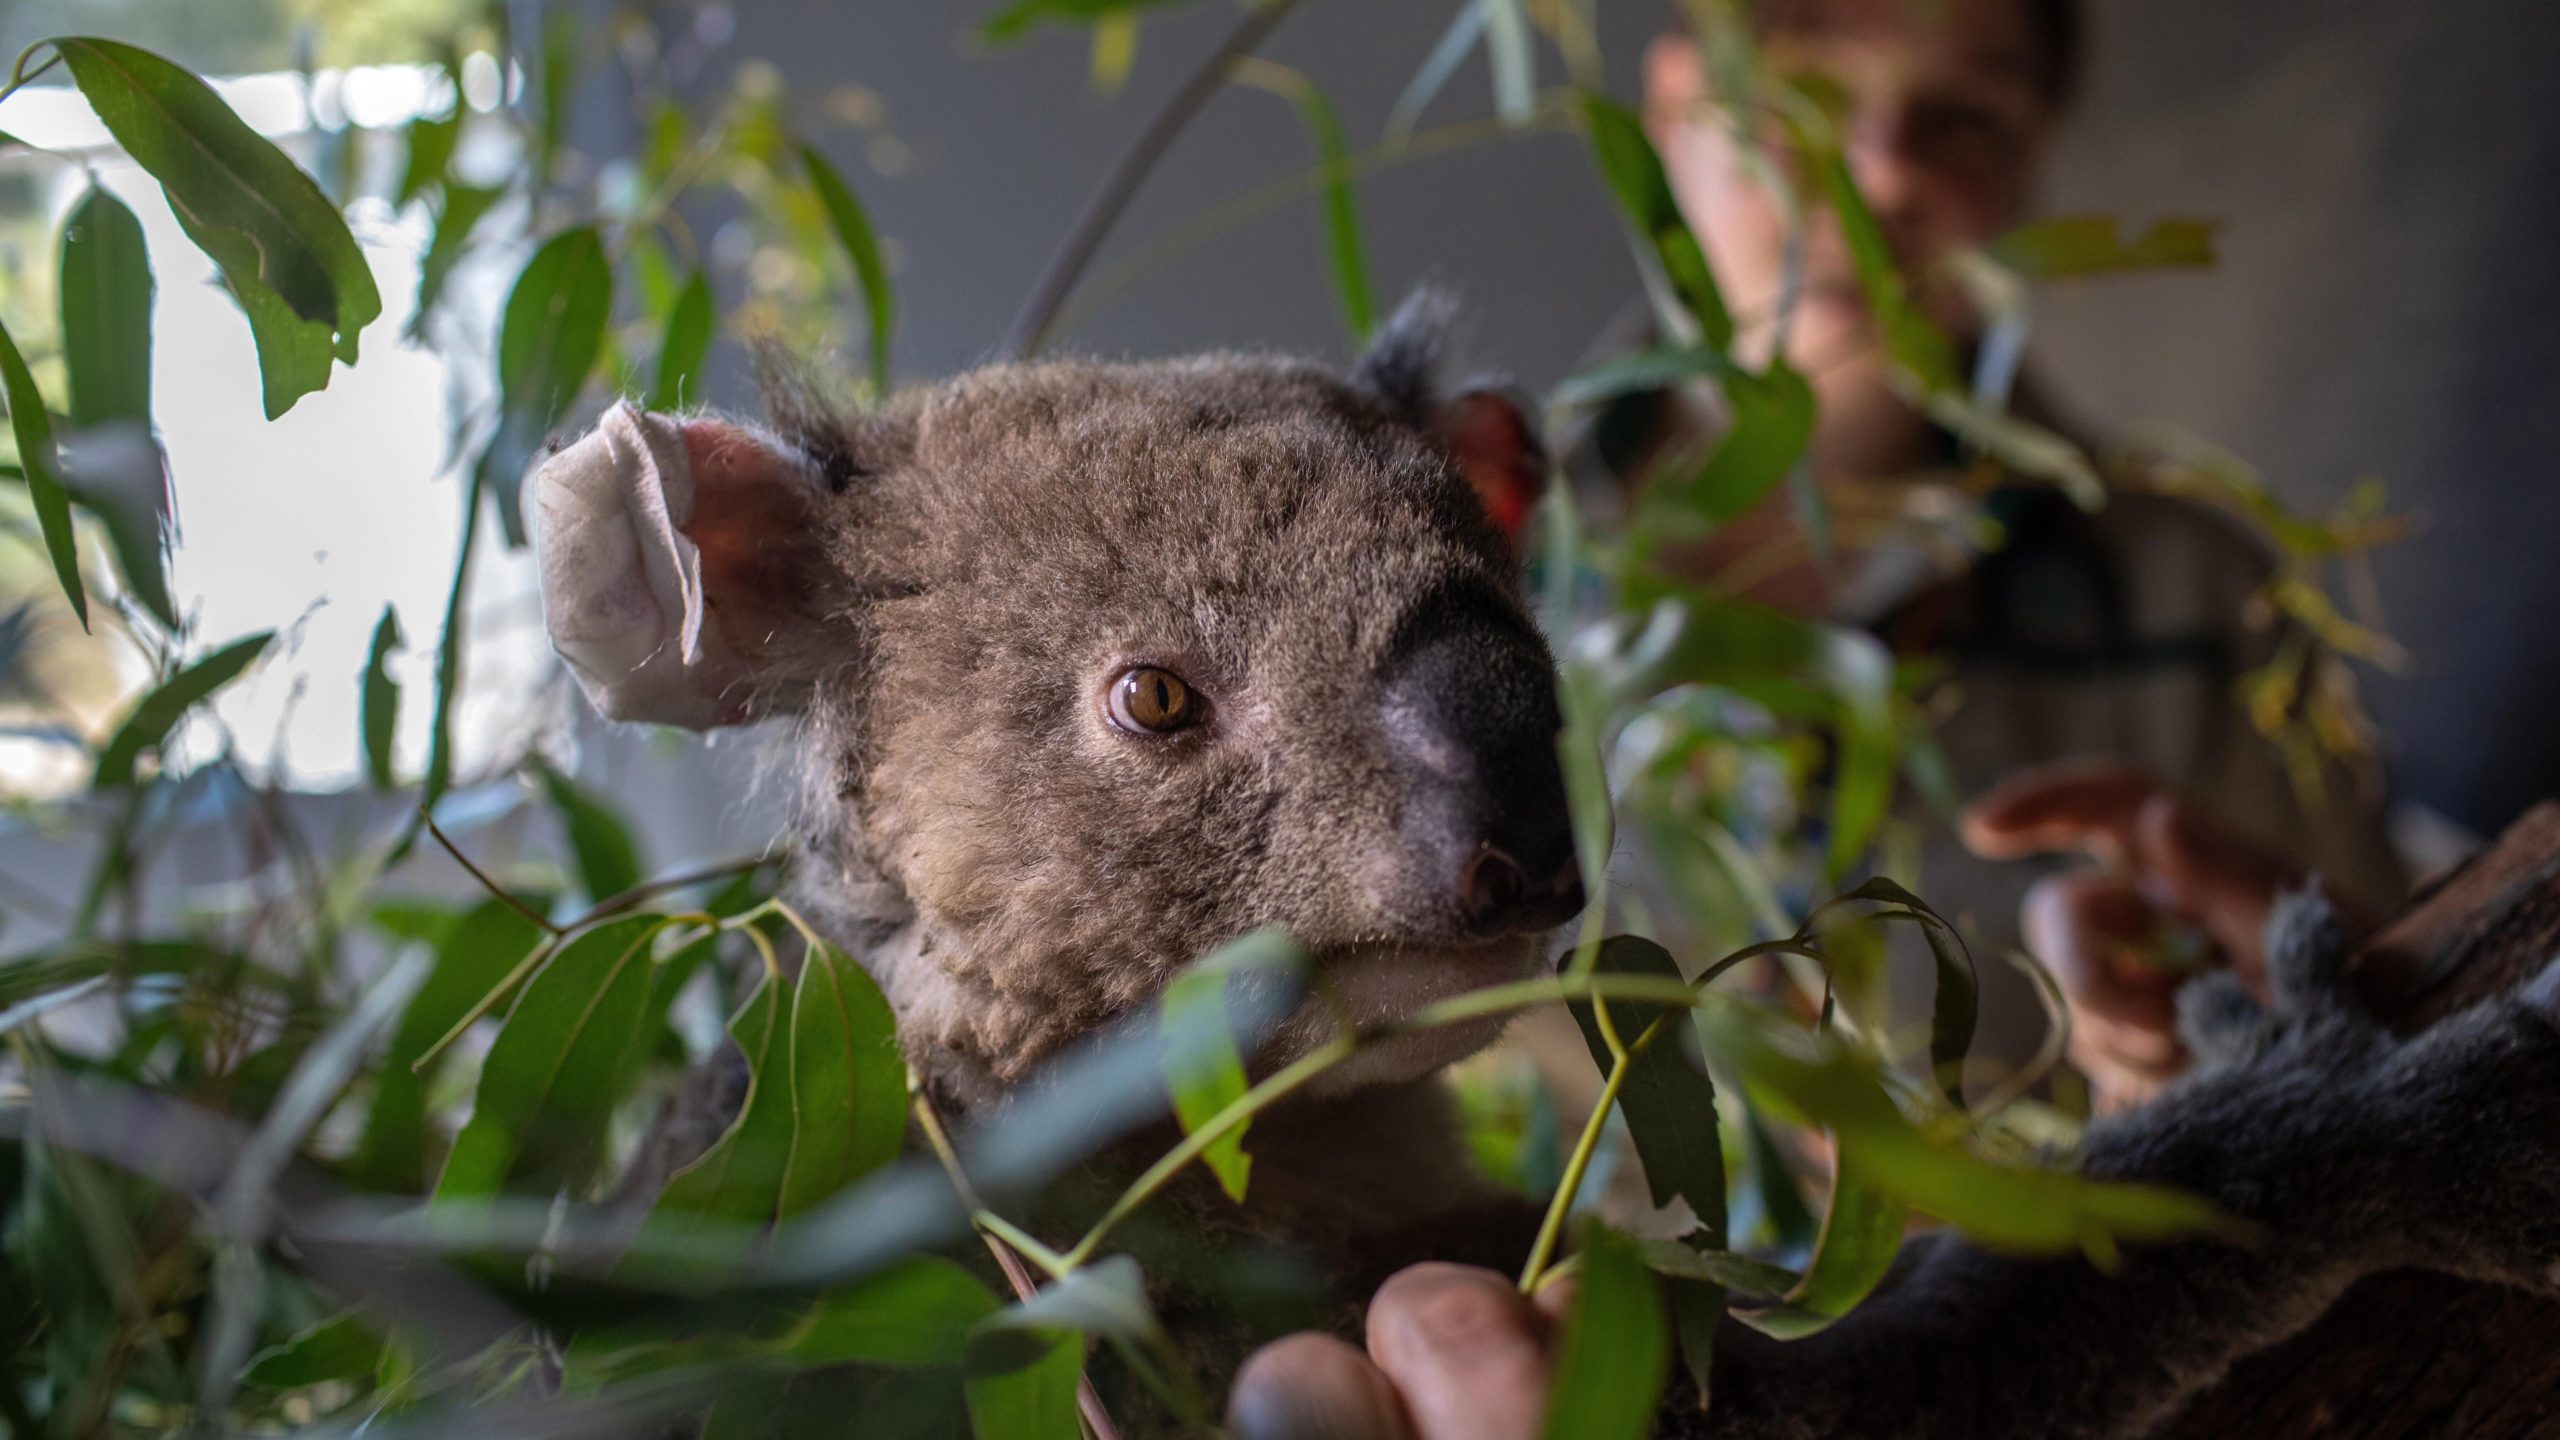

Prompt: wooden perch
[{"left": 2160, "top": 801, "right": 2560, "bottom": 1438}]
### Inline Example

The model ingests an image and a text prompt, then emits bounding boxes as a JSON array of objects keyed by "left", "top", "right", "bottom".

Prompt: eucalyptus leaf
[
  {"left": 1267, "top": 74, "right": 1371, "bottom": 342},
  {"left": 1385, "top": 1, "right": 1485, "bottom": 140},
  {"left": 1990, "top": 216, "right": 2218, "bottom": 279},
  {"left": 655, "top": 974, "right": 796, "bottom": 1229},
  {"left": 1566, "top": 936, "right": 1725, "bottom": 1237},
  {"left": 778, "top": 941, "right": 909, "bottom": 1216},
  {"left": 240, "top": 1312, "right": 377, "bottom": 1389},
  {"left": 0, "top": 314, "right": 86, "bottom": 628},
  {"left": 1158, "top": 928, "right": 1307, "bottom": 1203},
  {"left": 410, "top": 182, "right": 502, "bottom": 340},
  {"left": 482, "top": 225, "right": 614, "bottom": 547},
  {"left": 533, "top": 755, "right": 645, "bottom": 903},
  {"left": 965, "top": 1328, "right": 1082, "bottom": 1440},
  {"left": 360, "top": 606, "right": 402, "bottom": 789},
  {"left": 978, "top": 0, "right": 1194, "bottom": 44},
  {"left": 1480, "top": 0, "right": 1535, "bottom": 125},
  {"left": 1580, "top": 92, "right": 1733, "bottom": 350},
  {"left": 1819, "top": 149, "right": 1956, "bottom": 389},
  {"left": 647, "top": 269, "right": 715, "bottom": 411},
  {"left": 1739, "top": 1137, "right": 1907, "bottom": 1339},
  {"left": 433, "top": 914, "right": 662, "bottom": 1201},
  {"left": 396, "top": 105, "right": 461, "bottom": 207},
  {"left": 1540, "top": 1224, "right": 1669, "bottom": 1440},
  {"left": 1678, "top": 360, "right": 1813, "bottom": 524},
  {"left": 59, "top": 186, "right": 153, "bottom": 432},
  {"left": 777, "top": 1257, "right": 1000, "bottom": 1367},
  {"left": 798, "top": 143, "right": 894, "bottom": 396},
  {"left": 91, "top": 631, "right": 273, "bottom": 787},
  {"left": 53, "top": 38, "right": 379, "bottom": 405},
  {"left": 354, "top": 898, "right": 551, "bottom": 1193}
]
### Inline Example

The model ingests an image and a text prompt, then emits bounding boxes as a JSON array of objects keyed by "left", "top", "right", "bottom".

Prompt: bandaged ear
[{"left": 533, "top": 401, "right": 834, "bottom": 728}]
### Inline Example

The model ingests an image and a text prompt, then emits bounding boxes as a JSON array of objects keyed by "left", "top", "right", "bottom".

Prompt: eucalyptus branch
[
  {"left": 1058, "top": 1030, "right": 1354, "bottom": 1272},
  {"left": 1001, "top": 0, "right": 1305, "bottom": 359},
  {"left": 566, "top": 852, "right": 776, "bottom": 931},
  {"left": 419, "top": 806, "right": 564, "bottom": 936}
]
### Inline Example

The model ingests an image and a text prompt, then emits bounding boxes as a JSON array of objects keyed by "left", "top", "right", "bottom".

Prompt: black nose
[{"left": 1380, "top": 608, "right": 1587, "bottom": 938}]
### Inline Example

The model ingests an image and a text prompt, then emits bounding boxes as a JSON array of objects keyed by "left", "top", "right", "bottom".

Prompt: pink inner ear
[
  {"left": 673, "top": 420, "right": 823, "bottom": 658},
  {"left": 1436, "top": 390, "right": 1548, "bottom": 544}
]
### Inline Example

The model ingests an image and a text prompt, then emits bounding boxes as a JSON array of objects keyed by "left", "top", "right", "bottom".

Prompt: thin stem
[
  {"left": 1, "top": 43, "right": 60, "bottom": 104},
  {"left": 1518, "top": 1009, "right": 1676, "bottom": 1292},
  {"left": 1002, "top": 0, "right": 1305, "bottom": 359},
  {"left": 913, "top": 1091, "right": 1123, "bottom": 1440},
  {"left": 1058, "top": 1032, "right": 1354, "bottom": 1272},
  {"left": 565, "top": 852, "right": 774, "bottom": 930},
  {"left": 420, "top": 807, "right": 564, "bottom": 935}
]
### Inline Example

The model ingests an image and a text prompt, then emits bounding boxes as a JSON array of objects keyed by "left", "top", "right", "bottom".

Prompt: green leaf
[
  {"left": 1088, "top": 11, "right": 1139, "bottom": 92},
  {"left": 481, "top": 224, "right": 614, "bottom": 547},
  {"left": 360, "top": 605, "right": 403, "bottom": 789},
  {"left": 532, "top": 756, "right": 645, "bottom": 904},
  {"left": 54, "top": 38, "right": 379, "bottom": 405},
  {"left": 646, "top": 268, "right": 715, "bottom": 411},
  {"left": 410, "top": 182, "right": 501, "bottom": 339},
  {"left": 1668, "top": 360, "right": 1813, "bottom": 525},
  {"left": 1741, "top": 1137, "right": 1906, "bottom": 1339},
  {"left": 535, "top": 8, "right": 578, "bottom": 188},
  {"left": 0, "top": 975, "right": 109, "bottom": 1038},
  {"left": 1580, "top": 92, "right": 1732, "bottom": 350},
  {"left": 798, "top": 143, "right": 894, "bottom": 397},
  {"left": 242, "top": 1312, "right": 377, "bottom": 1389},
  {"left": 433, "top": 914, "right": 661, "bottom": 1201},
  {"left": 396, "top": 105, "right": 460, "bottom": 207},
  {"left": 1918, "top": 387, "right": 2105, "bottom": 509},
  {"left": 1633, "top": 1238, "right": 1800, "bottom": 1298},
  {"left": 0, "top": 314, "right": 86, "bottom": 628},
  {"left": 977, "top": 0, "right": 1194, "bottom": 44},
  {"left": 777, "top": 941, "right": 907, "bottom": 1217},
  {"left": 1989, "top": 216, "right": 2218, "bottom": 279},
  {"left": 355, "top": 898, "right": 551, "bottom": 1192},
  {"left": 1696, "top": 996, "right": 2230, "bottom": 1258},
  {"left": 1566, "top": 937, "right": 1725, "bottom": 1238},
  {"left": 1818, "top": 149, "right": 1955, "bottom": 390},
  {"left": 965, "top": 1330, "right": 1082, "bottom": 1440},
  {"left": 91, "top": 631, "right": 273, "bottom": 786},
  {"left": 778, "top": 1257, "right": 1000, "bottom": 1367},
  {"left": 1567, "top": 935, "right": 1726, "bottom": 1394},
  {"left": 59, "top": 186, "right": 153, "bottom": 432},
  {"left": 1158, "top": 928, "right": 1306, "bottom": 1203},
  {"left": 1540, "top": 1224, "right": 1669, "bottom": 1440},
  {"left": 654, "top": 974, "right": 795, "bottom": 1227},
  {"left": 1826, "top": 877, "right": 1979, "bottom": 1108}
]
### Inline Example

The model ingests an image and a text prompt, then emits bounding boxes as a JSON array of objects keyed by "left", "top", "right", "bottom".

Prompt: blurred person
[{"left": 1568, "top": 0, "right": 2407, "bottom": 1111}]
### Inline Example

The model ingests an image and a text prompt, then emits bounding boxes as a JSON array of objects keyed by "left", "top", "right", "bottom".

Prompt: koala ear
[
  {"left": 533, "top": 401, "right": 838, "bottom": 728},
  {"left": 1352, "top": 291, "right": 1548, "bottom": 544}
]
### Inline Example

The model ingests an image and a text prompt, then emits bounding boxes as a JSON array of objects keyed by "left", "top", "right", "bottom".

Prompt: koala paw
[{"left": 2137, "top": 886, "right": 2560, "bottom": 1293}]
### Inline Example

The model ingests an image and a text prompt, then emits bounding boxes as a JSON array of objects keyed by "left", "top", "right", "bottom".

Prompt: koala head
[{"left": 534, "top": 303, "right": 1581, "bottom": 1106}]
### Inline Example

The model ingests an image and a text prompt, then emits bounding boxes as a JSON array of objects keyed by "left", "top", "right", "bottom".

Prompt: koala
[{"left": 534, "top": 300, "right": 2560, "bottom": 1437}]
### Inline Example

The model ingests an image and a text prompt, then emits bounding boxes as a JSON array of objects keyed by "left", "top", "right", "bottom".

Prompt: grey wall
[{"left": 692, "top": 0, "right": 2560, "bottom": 836}]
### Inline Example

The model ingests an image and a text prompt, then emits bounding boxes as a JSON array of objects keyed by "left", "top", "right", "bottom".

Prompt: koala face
[{"left": 535, "top": 312, "right": 1580, "bottom": 1103}]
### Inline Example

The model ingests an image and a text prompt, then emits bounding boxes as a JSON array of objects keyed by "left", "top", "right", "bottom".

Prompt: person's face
[{"left": 1645, "top": 0, "right": 2059, "bottom": 369}]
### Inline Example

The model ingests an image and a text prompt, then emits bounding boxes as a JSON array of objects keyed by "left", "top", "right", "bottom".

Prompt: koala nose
[
  {"left": 1458, "top": 840, "right": 1585, "bottom": 937},
  {"left": 1380, "top": 609, "right": 1587, "bottom": 939}
]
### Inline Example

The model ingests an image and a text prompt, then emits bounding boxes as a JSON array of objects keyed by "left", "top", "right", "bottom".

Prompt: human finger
[
  {"left": 1958, "top": 760, "right": 2163, "bottom": 865},
  {"left": 1365, "top": 1264, "right": 1553, "bottom": 1440},
  {"left": 1228, "top": 1332, "right": 1415, "bottom": 1440}
]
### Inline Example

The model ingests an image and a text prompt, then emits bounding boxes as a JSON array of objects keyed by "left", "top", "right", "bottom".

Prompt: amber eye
[{"left": 1107, "top": 666, "right": 1200, "bottom": 734}]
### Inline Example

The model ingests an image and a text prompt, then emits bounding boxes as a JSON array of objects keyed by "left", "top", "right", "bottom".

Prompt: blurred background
[{"left": 0, "top": 0, "right": 2553, "bottom": 919}]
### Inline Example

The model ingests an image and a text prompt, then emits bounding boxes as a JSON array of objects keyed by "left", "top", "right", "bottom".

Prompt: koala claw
[
  {"left": 2261, "top": 882, "right": 2363, "bottom": 1020},
  {"left": 2172, "top": 970, "right": 2265, "bottom": 1065}
]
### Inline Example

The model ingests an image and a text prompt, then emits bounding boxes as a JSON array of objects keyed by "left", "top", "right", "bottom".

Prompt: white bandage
[{"left": 533, "top": 401, "right": 737, "bottom": 728}]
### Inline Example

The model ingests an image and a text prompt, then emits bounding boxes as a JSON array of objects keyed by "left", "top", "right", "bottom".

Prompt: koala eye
[{"left": 1106, "top": 666, "right": 1201, "bottom": 735}]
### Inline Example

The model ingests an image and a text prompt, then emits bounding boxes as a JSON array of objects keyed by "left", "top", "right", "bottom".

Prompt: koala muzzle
[{"left": 1379, "top": 618, "right": 1585, "bottom": 939}]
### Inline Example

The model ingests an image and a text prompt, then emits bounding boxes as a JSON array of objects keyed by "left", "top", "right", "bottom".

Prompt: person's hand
[
  {"left": 1959, "top": 761, "right": 2317, "bottom": 1111},
  {"left": 1225, "top": 1263, "right": 1575, "bottom": 1440}
]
